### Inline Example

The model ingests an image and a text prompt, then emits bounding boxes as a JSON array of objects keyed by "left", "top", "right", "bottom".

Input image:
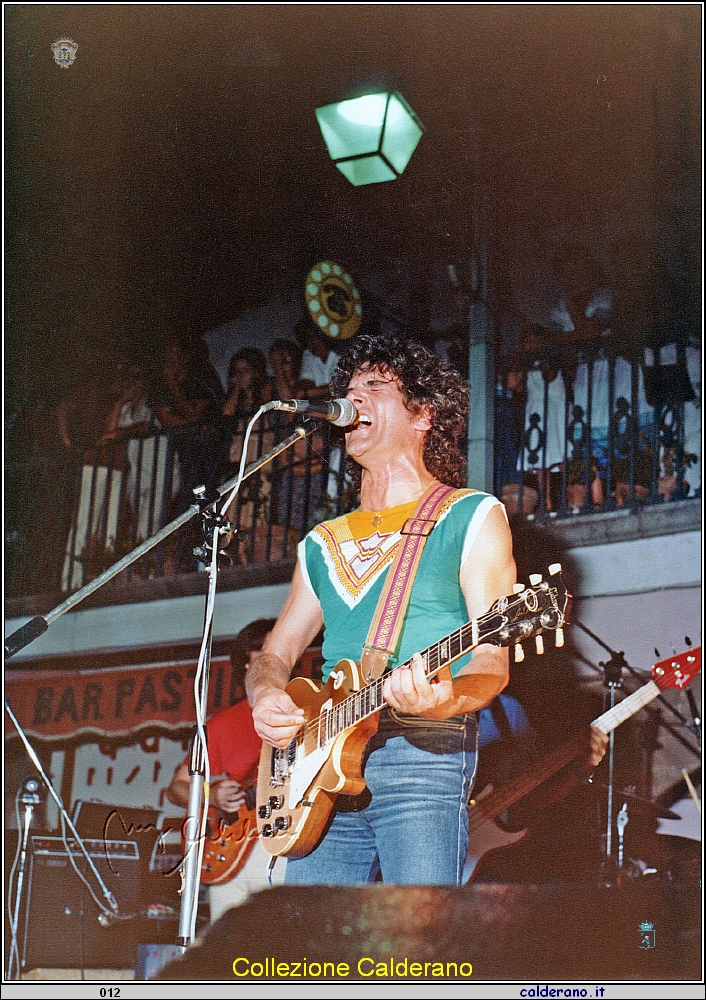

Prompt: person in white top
[{"left": 296, "top": 320, "right": 341, "bottom": 400}]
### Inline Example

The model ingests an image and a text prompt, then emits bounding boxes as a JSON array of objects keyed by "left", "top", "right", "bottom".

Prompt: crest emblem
[
  {"left": 638, "top": 921, "right": 656, "bottom": 949},
  {"left": 51, "top": 38, "right": 78, "bottom": 69}
]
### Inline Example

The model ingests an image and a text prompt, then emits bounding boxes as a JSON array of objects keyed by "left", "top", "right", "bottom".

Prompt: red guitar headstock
[{"left": 652, "top": 648, "right": 701, "bottom": 690}]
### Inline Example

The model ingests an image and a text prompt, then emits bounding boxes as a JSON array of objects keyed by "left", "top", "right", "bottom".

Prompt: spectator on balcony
[
  {"left": 150, "top": 338, "right": 224, "bottom": 431},
  {"left": 294, "top": 315, "right": 341, "bottom": 400},
  {"left": 221, "top": 348, "right": 273, "bottom": 558},
  {"left": 267, "top": 338, "right": 302, "bottom": 404},
  {"left": 222, "top": 347, "right": 270, "bottom": 418},
  {"left": 496, "top": 351, "right": 539, "bottom": 517},
  {"left": 59, "top": 366, "right": 152, "bottom": 590},
  {"left": 516, "top": 325, "right": 566, "bottom": 511},
  {"left": 104, "top": 362, "right": 165, "bottom": 545},
  {"left": 147, "top": 339, "right": 225, "bottom": 568},
  {"left": 571, "top": 353, "right": 653, "bottom": 509},
  {"left": 683, "top": 342, "right": 701, "bottom": 498}
]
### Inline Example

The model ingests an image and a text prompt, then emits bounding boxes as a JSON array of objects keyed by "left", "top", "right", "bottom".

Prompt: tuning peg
[
  {"left": 654, "top": 648, "right": 661, "bottom": 659},
  {"left": 555, "top": 627, "right": 564, "bottom": 648},
  {"left": 512, "top": 583, "right": 525, "bottom": 594},
  {"left": 514, "top": 643, "right": 525, "bottom": 663},
  {"left": 548, "top": 563, "right": 562, "bottom": 576},
  {"left": 529, "top": 573, "right": 542, "bottom": 586},
  {"left": 685, "top": 636, "right": 692, "bottom": 647},
  {"left": 535, "top": 635, "right": 544, "bottom": 655}
]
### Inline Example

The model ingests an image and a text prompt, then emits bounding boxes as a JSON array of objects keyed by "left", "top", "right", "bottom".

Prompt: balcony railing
[
  {"left": 6, "top": 343, "right": 701, "bottom": 600},
  {"left": 5, "top": 414, "right": 353, "bottom": 599},
  {"left": 494, "top": 341, "right": 701, "bottom": 519}
]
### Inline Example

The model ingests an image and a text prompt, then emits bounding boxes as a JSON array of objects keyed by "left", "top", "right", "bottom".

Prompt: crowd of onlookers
[
  {"left": 491, "top": 294, "right": 701, "bottom": 517},
  {"left": 53, "top": 319, "right": 345, "bottom": 588},
  {"left": 7, "top": 297, "right": 701, "bottom": 594}
]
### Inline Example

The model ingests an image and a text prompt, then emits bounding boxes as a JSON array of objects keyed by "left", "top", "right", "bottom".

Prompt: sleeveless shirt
[{"left": 299, "top": 490, "right": 501, "bottom": 682}]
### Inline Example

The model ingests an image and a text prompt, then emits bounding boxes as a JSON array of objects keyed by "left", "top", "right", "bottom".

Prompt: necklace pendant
[{"left": 372, "top": 513, "right": 381, "bottom": 528}]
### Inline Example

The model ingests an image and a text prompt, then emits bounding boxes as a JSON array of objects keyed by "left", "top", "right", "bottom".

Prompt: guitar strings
[{"left": 289, "top": 587, "right": 558, "bottom": 749}]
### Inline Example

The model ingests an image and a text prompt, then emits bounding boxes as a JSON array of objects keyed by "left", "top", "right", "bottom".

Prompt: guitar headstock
[
  {"left": 652, "top": 647, "right": 701, "bottom": 690},
  {"left": 485, "top": 563, "right": 570, "bottom": 661}
]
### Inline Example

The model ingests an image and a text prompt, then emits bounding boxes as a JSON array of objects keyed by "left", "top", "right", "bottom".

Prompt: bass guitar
[
  {"left": 182, "top": 765, "right": 259, "bottom": 884},
  {"left": 256, "top": 564, "right": 569, "bottom": 860},
  {"left": 464, "top": 646, "right": 701, "bottom": 879}
]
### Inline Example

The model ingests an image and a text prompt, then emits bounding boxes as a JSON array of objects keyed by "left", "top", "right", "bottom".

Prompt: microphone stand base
[{"left": 135, "top": 943, "right": 189, "bottom": 981}]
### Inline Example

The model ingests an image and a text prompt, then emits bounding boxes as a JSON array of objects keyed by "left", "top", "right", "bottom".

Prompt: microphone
[{"left": 265, "top": 398, "right": 358, "bottom": 427}]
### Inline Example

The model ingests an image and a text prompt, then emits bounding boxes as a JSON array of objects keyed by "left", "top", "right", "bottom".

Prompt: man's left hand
[
  {"left": 588, "top": 726, "right": 609, "bottom": 768},
  {"left": 211, "top": 779, "right": 246, "bottom": 812},
  {"left": 382, "top": 654, "right": 453, "bottom": 718}
]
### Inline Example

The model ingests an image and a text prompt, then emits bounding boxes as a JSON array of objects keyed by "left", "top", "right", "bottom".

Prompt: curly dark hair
[{"left": 330, "top": 333, "right": 469, "bottom": 488}]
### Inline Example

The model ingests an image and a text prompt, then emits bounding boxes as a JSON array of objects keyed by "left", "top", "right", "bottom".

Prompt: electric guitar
[
  {"left": 464, "top": 646, "right": 701, "bottom": 880},
  {"left": 183, "top": 765, "right": 259, "bottom": 884},
  {"left": 256, "top": 564, "right": 570, "bottom": 860}
]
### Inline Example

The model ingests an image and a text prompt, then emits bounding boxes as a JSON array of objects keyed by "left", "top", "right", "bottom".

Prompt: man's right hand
[{"left": 252, "top": 688, "right": 305, "bottom": 748}]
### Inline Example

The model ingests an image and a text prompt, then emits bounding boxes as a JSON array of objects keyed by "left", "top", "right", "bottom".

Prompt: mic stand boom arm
[{"left": 5, "top": 424, "right": 313, "bottom": 660}]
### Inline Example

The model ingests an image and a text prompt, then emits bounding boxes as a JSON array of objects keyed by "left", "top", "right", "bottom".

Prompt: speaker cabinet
[{"left": 22, "top": 837, "right": 141, "bottom": 971}]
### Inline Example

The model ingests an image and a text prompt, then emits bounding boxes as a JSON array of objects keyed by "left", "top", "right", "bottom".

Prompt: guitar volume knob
[
  {"left": 261, "top": 824, "right": 274, "bottom": 837},
  {"left": 269, "top": 795, "right": 284, "bottom": 810},
  {"left": 274, "top": 815, "right": 291, "bottom": 831},
  {"left": 258, "top": 804, "right": 271, "bottom": 819}
]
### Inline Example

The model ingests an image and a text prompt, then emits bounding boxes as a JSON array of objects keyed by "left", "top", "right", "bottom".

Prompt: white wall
[{"left": 564, "top": 532, "right": 701, "bottom": 801}]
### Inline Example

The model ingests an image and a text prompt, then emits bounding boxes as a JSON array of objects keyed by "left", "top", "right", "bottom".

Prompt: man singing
[{"left": 246, "top": 333, "right": 516, "bottom": 884}]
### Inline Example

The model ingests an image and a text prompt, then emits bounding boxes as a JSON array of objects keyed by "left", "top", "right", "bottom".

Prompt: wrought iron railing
[
  {"left": 5, "top": 414, "right": 354, "bottom": 598},
  {"left": 6, "top": 344, "right": 700, "bottom": 599},
  {"left": 494, "top": 341, "right": 701, "bottom": 519}
]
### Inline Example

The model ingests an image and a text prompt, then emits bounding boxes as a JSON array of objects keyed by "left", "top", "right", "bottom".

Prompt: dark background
[{"left": 5, "top": 5, "right": 700, "bottom": 411}]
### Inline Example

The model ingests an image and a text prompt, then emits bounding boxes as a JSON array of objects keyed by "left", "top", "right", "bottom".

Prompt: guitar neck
[
  {"left": 473, "top": 676, "right": 664, "bottom": 822},
  {"left": 591, "top": 678, "right": 661, "bottom": 734},
  {"left": 326, "top": 611, "right": 505, "bottom": 743},
  {"left": 324, "top": 578, "right": 567, "bottom": 746}
]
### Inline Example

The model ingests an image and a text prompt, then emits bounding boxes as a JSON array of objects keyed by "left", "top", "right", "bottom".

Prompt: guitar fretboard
[
  {"left": 592, "top": 679, "right": 661, "bottom": 733},
  {"left": 293, "top": 578, "right": 565, "bottom": 754},
  {"left": 320, "top": 618, "right": 482, "bottom": 745}
]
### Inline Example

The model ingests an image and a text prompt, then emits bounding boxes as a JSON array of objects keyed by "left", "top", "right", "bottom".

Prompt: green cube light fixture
[{"left": 315, "top": 92, "right": 424, "bottom": 186}]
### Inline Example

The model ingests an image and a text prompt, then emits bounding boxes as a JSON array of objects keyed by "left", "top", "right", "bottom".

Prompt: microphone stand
[
  {"left": 5, "top": 419, "right": 312, "bottom": 660},
  {"left": 4, "top": 412, "right": 318, "bottom": 958},
  {"left": 6, "top": 779, "right": 41, "bottom": 980},
  {"left": 599, "top": 649, "right": 626, "bottom": 866}
]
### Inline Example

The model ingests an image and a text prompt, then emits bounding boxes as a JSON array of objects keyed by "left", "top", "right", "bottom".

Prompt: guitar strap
[{"left": 360, "top": 480, "right": 463, "bottom": 682}]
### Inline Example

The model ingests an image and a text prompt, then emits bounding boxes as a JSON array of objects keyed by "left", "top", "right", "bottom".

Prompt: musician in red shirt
[{"left": 166, "top": 618, "right": 283, "bottom": 923}]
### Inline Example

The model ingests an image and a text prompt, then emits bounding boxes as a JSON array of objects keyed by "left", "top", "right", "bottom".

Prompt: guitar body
[
  {"left": 184, "top": 765, "right": 259, "bottom": 885},
  {"left": 464, "top": 783, "right": 527, "bottom": 881},
  {"left": 256, "top": 659, "right": 380, "bottom": 859}
]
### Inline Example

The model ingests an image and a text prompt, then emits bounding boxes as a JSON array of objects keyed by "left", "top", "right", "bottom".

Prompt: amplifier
[
  {"left": 21, "top": 835, "right": 141, "bottom": 971},
  {"left": 31, "top": 835, "right": 140, "bottom": 860}
]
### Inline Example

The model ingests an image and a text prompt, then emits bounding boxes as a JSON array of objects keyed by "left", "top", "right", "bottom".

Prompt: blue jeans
[{"left": 285, "top": 710, "right": 478, "bottom": 886}]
